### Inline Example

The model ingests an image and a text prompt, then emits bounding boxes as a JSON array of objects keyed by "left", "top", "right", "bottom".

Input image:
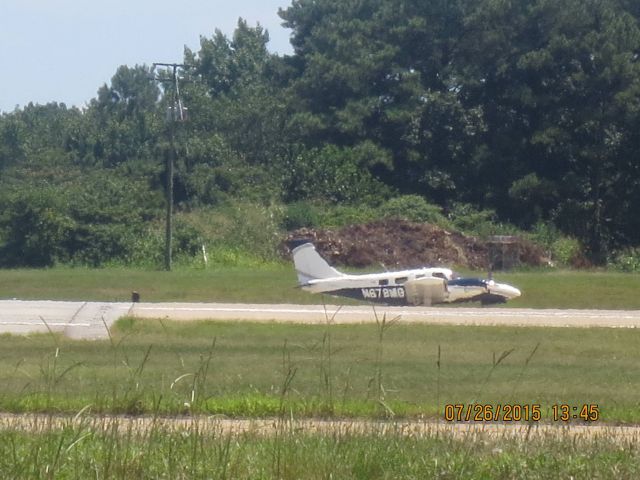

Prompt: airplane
[{"left": 291, "top": 242, "right": 521, "bottom": 306}]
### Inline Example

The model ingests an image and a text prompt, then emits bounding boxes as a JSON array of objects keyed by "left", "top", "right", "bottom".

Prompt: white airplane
[{"left": 291, "top": 242, "right": 521, "bottom": 306}]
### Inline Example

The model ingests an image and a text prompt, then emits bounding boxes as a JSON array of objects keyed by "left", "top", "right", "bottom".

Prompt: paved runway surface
[
  {"left": 132, "top": 303, "right": 640, "bottom": 328},
  {"left": 2, "top": 300, "right": 640, "bottom": 339},
  {"left": 0, "top": 300, "right": 132, "bottom": 339}
]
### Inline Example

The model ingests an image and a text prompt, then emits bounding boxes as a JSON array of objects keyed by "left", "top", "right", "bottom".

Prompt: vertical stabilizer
[{"left": 292, "top": 243, "right": 344, "bottom": 284}]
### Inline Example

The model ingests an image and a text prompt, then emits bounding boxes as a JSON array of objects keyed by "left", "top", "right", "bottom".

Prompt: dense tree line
[{"left": 1, "top": 0, "right": 639, "bottom": 266}]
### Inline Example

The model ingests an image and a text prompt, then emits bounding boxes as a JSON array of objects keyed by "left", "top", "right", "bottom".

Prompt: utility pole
[{"left": 152, "top": 63, "right": 186, "bottom": 271}]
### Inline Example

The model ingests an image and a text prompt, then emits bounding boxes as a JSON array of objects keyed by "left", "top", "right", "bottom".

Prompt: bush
[
  {"left": 0, "top": 187, "right": 74, "bottom": 267},
  {"left": 529, "top": 221, "right": 559, "bottom": 250},
  {"left": 530, "top": 222, "right": 583, "bottom": 267},
  {"left": 176, "top": 203, "right": 284, "bottom": 264},
  {"left": 316, "top": 204, "right": 378, "bottom": 228},
  {"left": 282, "top": 202, "right": 320, "bottom": 230},
  {"left": 447, "top": 203, "right": 505, "bottom": 237},
  {"left": 281, "top": 202, "right": 380, "bottom": 230},
  {"left": 550, "top": 237, "right": 582, "bottom": 267},
  {"left": 382, "top": 195, "right": 451, "bottom": 226},
  {"left": 66, "top": 173, "right": 162, "bottom": 266},
  {"left": 610, "top": 248, "right": 640, "bottom": 272},
  {"left": 284, "top": 145, "right": 391, "bottom": 204}
]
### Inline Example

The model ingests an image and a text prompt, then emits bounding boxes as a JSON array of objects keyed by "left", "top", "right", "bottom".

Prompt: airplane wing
[{"left": 404, "top": 276, "right": 448, "bottom": 306}]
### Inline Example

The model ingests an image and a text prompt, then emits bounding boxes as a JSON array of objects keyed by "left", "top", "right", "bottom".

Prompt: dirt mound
[{"left": 282, "top": 219, "right": 548, "bottom": 270}]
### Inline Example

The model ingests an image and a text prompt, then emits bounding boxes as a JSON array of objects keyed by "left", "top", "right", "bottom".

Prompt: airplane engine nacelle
[{"left": 404, "top": 277, "right": 448, "bottom": 306}]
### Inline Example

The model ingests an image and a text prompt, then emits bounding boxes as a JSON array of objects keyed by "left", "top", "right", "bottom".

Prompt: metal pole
[
  {"left": 165, "top": 95, "right": 174, "bottom": 270},
  {"left": 153, "top": 63, "right": 185, "bottom": 271},
  {"left": 164, "top": 65, "right": 179, "bottom": 271}
]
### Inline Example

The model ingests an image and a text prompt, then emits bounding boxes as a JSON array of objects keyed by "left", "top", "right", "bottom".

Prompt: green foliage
[
  {"left": 0, "top": 169, "right": 163, "bottom": 268},
  {"left": 382, "top": 195, "right": 450, "bottom": 226},
  {"left": 285, "top": 144, "right": 391, "bottom": 204},
  {"left": 447, "top": 203, "right": 502, "bottom": 238},
  {"left": 508, "top": 173, "right": 558, "bottom": 227},
  {"left": 0, "top": 187, "right": 74, "bottom": 267},
  {"left": 65, "top": 173, "right": 162, "bottom": 266},
  {"left": 86, "top": 65, "right": 161, "bottom": 167},
  {"left": 281, "top": 201, "right": 321, "bottom": 230},
  {"left": 177, "top": 203, "right": 284, "bottom": 264},
  {"left": 185, "top": 19, "right": 271, "bottom": 98},
  {"left": 610, "top": 248, "right": 640, "bottom": 273},
  {"left": 280, "top": 0, "right": 640, "bottom": 261},
  {"left": 550, "top": 238, "right": 582, "bottom": 267},
  {"left": 316, "top": 204, "right": 379, "bottom": 228},
  {"left": 529, "top": 222, "right": 562, "bottom": 251},
  {"left": 3, "top": 2, "right": 640, "bottom": 264},
  {"left": 530, "top": 222, "right": 582, "bottom": 267}
]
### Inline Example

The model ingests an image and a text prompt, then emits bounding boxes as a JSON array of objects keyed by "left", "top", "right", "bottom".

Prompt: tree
[
  {"left": 280, "top": 0, "right": 483, "bottom": 203},
  {"left": 85, "top": 65, "right": 161, "bottom": 167},
  {"left": 181, "top": 19, "right": 296, "bottom": 203},
  {"left": 460, "top": 0, "right": 640, "bottom": 259},
  {"left": 281, "top": 0, "right": 640, "bottom": 260},
  {"left": 0, "top": 187, "right": 74, "bottom": 267},
  {"left": 185, "top": 19, "right": 272, "bottom": 98}
]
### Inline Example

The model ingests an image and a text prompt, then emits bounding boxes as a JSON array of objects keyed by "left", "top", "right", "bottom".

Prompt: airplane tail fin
[{"left": 291, "top": 243, "right": 344, "bottom": 285}]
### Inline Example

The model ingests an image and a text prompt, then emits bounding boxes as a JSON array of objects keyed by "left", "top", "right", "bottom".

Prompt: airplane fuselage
[
  {"left": 302, "top": 267, "right": 451, "bottom": 306},
  {"left": 292, "top": 242, "right": 521, "bottom": 306},
  {"left": 302, "top": 273, "right": 520, "bottom": 306}
]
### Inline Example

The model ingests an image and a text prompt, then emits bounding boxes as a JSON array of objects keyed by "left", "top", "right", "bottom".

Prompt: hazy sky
[{"left": 0, "top": 0, "right": 294, "bottom": 112}]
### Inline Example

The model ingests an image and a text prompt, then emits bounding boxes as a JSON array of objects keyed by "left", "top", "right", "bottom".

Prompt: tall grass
[
  {"left": 1, "top": 417, "right": 639, "bottom": 479},
  {"left": 1, "top": 317, "right": 640, "bottom": 477},
  {"left": 2, "top": 319, "right": 640, "bottom": 422},
  {"left": 369, "top": 310, "right": 401, "bottom": 417}
]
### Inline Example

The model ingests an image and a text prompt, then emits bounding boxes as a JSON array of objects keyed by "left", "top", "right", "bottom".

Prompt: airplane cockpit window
[
  {"left": 379, "top": 279, "right": 389, "bottom": 286},
  {"left": 432, "top": 272, "right": 447, "bottom": 279},
  {"left": 395, "top": 277, "right": 408, "bottom": 284}
]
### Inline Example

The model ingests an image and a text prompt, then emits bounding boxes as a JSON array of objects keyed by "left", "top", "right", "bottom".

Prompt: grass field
[
  {"left": 2, "top": 420, "right": 639, "bottom": 479},
  {"left": 2, "top": 265, "right": 640, "bottom": 309},
  {"left": 2, "top": 266, "right": 640, "bottom": 477},
  {"left": 1, "top": 319, "right": 639, "bottom": 423},
  {"left": 0, "top": 265, "right": 313, "bottom": 304}
]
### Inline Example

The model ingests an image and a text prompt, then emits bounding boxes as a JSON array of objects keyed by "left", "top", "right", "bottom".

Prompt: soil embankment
[{"left": 283, "top": 219, "right": 547, "bottom": 269}]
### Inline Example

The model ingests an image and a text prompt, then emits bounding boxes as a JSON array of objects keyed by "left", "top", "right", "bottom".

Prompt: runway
[
  {"left": 2, "top": 300, "right": 640, "bottom": 339},
  {"left": 0, "top": 301, "right": 132, "bottom": 339}
]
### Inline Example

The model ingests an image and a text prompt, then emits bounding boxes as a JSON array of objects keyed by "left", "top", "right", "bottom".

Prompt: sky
[{"left": 0, "top": 0, "right": 294, "bottom": 113}]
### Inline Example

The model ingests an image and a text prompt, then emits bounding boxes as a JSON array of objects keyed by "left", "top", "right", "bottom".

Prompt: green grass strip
[
  {"left": 2, "top": 266, "right": 640, "bottom": 309},
  {"left": 1, "top": 319, "right": 639, "bottom": 422}
]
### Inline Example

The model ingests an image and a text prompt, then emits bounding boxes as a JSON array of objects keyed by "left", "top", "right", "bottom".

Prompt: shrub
[
  {"left": 284, "top": 145, "right": 391, "bottom": 204},
  {"left": 530, "top": 222, "right": 583, "bottom": 267},
  {"left": 447, "top": 203, "right": 504, "bottom": 237},
  {"left": 550, "top": 237, "right": 582, "bottom": 267},
  {"left": 176, "top": 203, "right": 284, "bottom": 264},
  {"left": 282, "top": 202, "right": 320, "bottom": 230},
  {"left": 0, "top": 187, "right": 74, "bottom": 267},
  {"left": 316, "top": 204, "right": 378, "bottom": 228},
  {"left": 610, "top": 248, "right": 640, "bottom": 272},
  {"left": 382, "top": 195, "right": 450, "bottom": 226}
]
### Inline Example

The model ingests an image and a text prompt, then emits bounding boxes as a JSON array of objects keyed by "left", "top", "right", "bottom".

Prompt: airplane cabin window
[
  {"left": 433, "top": 272, "right": 446, "bottom": 279},
  {"left": 378, "top": 279, "right": 389, "bottom": 286},
  {"left": 395, "top": 277, "right": 408, "bottom": 284}
]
